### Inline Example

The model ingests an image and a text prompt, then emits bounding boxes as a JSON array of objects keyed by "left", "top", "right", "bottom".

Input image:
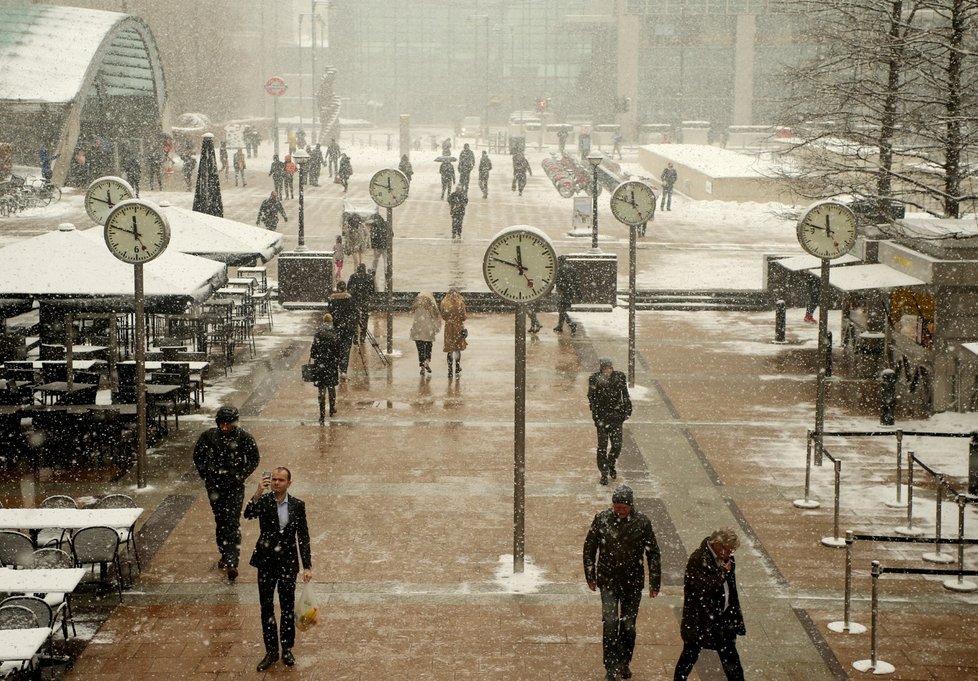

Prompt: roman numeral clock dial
[{"left": 483, "top": 226, "right": 557, "bottom": 304}]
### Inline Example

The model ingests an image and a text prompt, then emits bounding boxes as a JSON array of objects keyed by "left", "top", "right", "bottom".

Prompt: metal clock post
[
  {"left": 368, "top": 169, "right": 410, "bottom": 356},
  {"left": 103, "top": 199, "right": 171, "bottom": 489},
  {"left": 483, "top": 226, "right": 557, "bottom": 573},
  {"left": 610, "top": 181, "right": 657, "bottom": 387},
  {"left": 796, "top": 201, "right": 858, "bottom": 467}
]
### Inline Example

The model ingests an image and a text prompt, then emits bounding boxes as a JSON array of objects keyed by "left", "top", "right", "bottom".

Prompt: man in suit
[
  {"left": 244, "top": 467, "right": 313, "bottom": 671},
  {"left": 587, "top": 358, "right": 633, "bottom": 485}
]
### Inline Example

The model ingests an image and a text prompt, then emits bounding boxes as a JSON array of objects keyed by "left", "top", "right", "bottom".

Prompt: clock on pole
[
  {"left": 85, "top": 176, "right": 135, "bottom": 226},
  {"left": 368, "top": 168, "right": 410, "bottom": 356},
  {"left": 483, "top": 225, "right": 557, "bottom": 574},
  {"left": 103, "top": 198, "right": 170, "bottom": 489}
]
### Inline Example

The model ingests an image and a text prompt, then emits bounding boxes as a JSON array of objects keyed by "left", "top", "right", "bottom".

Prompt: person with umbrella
[
  {"left": 439, "top": 159, "right": 456, "bottom": 200},
  {"left": 257, "top": 191, "right": 288, "bottom": 231}
]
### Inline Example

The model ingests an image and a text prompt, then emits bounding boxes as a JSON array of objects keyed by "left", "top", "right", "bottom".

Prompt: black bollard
[
  {"left": 880, "top": 368, "right": 896, "bottom": 426},
  {"left": 774, "top": 299, "right": 786, "bottom": 343},
  {"left": 825, "top": 330, "right": 833, "bottom": 377},
  {"left": 970, "top": 432, "right": 978, "bottom": 495}
]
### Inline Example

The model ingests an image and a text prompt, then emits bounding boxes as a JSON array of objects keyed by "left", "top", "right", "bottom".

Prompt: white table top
[
  {"left": 0, "top": 508, "right": 142, "bottom": 531},
  {"left": 0, "top": 568, "right": 85, "bottom": 594},
  {"left": 118, "top": 360, "right": 208, "bottom": 372},
  {"left": 0, "top": 628, "right": 50, "bottom": 663}
]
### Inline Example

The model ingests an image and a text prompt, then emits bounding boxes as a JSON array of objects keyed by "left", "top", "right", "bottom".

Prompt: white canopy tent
[
  {"left": 156, "top": 203, "right": 284, "bottom": 266},
  {"left": 0, "top": 223, "right": 227, "bottom": 312}
]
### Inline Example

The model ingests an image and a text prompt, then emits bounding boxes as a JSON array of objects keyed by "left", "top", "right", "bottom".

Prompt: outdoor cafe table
[
  {"left": 0, "top": 568, "right": 86, "bottom": 595},
  {"left": 0, "top": 627, "right": 50, "bottom": 665},
  {"left": 0, "top": 508, "right": 142, "bottom": 532}
]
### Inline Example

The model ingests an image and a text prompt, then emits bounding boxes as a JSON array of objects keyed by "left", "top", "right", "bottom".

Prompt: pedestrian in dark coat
[
  {"left": 337, "top": 154, "right": 352, "bottom": 192},
  {"left": 244, "top": 467, "right": 312, "bottom": 672},
  {"left": 309, "top": 313, "right": 340, "bottom": 421},
  {"left": 219, "top": 140, "right": 229, "bottom": 180},
  {"left": 233, "top": 148, "right": 247, "bottom": 187},
  {"left": 553, "top": 255, "right": 578, "bottom": 335},
  {"left": 674, "top": 529, "right": 746, "bottom": 681},
  {"left": 328, "top": 280, "right": 357, "bottom": 378},
  {"left": 478, "top": 151, "right": 492, "bottom": 199},
  {"left": 181, "top": 153, "right": 197, "bottom": 191},
  {"left": 146, "top": 144, "right": 164, "bottom": 191},
  {"left": 282, "top": 154, "right": 296, "bottom": 199},
  {"left": 447, "top": 185, "right": 468, "bottom": 240},
  {"left": 512, "top": 152, "right": 532, "bottom": 195},
  {"left": 660, "top": 162, "right": 678, "bottom": 211},
  {"left": 257, "top": 191, "right": 288, "bottom": 230},
  {"left": 268, "top": 155, "right": 285, "bottom": 196},
  {"left": 39, "top": 146, "right": 60, "bottom": 182},
  {"left": 326, "top": 138, "right": 341, "bottom": 177},
  {"left": 588, "top": 357, "right": 632, "bottom": 485},
  {"left": 347, "top": 263, "right": 376, "bottom": 344},
  {"left": 584, "top": 485, "right": 661, "bottom": 681},
  {"left": 439, "top": 160, "right": 455, "bottom": 199},
  {"left": 309, "top": 144, "right": 324, "bottom": 186},
  {"left": 399, "top": 154, "right": 414, "bottom": 183},
  {"left": 440, "top": 288, "right": 467, "bottom": 379},
  {"left": 122, "top": 154, "right": 141, "bottom": 198},
  {"left": 458, "top": 143, "right": 475, "bottom": 192},
  {"left": 192, "top": 405, "right": 261, "bottom": 582},
  {"left": 368, "top": 210, "right": 389, "bottom": 273}
]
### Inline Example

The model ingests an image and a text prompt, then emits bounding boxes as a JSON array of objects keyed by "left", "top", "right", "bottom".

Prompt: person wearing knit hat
[
  {"left": 584, "top": 485, "right": 661, "bottom": 681},
  {"left": 309, "top": 312, "right": 340, "bottom": 423},
  {"left": 587, "top": 357, "right": 633, "bottom": 485}
]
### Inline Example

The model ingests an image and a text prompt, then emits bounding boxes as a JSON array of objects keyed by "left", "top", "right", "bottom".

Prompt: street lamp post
[
  {"left": 470, "top": 15, "right": 490, "bottom": 143},
  {"left": 587, "top": 152, "right": 604, "bottom": 250},
  {"left": 293, "top": 148, "right": 310, "bottom": 251}
]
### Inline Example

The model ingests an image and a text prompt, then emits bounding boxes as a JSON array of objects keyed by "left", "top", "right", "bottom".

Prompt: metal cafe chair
[
  {"left": 0, "top": 596, "right": 57, "bottom": 656},
  {"left": 0, "top": 530, "right": 34, "bottom": 568},
  {"left": 92, "top": 495, "right": 141, "bottom": 573},
  {"left": 0, "top": 604, "right": 40, "bottom": 677},
  {"left": 70, "top": 526, "right": 125, "bottom": 602},
  {"left": 35, "top": 495, "right": 77, "bottom": 550},
  {"left": 30, "top": 548, "right": 77, "bottom": 639}
]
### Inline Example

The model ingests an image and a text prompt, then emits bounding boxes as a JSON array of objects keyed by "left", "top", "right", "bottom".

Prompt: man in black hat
[
  {"left": 193, "top": 405, "right": 261, "bottom": 582},
  {"left": 584, "top": 485, "right": 661, "bottom": 681},
  {"left": 588, "top": 357, "right": 632, "bottom": 485}
]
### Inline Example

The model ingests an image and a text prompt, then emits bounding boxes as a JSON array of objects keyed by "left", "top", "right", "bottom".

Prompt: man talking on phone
[
  {"left": 193, "top": 406, "right": 260, "bottom": 583},
  {"left": 245, "top": 467, "right": 312, "bottom": 671}
]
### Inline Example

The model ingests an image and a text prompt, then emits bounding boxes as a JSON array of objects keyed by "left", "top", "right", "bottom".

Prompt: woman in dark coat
[
  {"left": 327, "top": 280, "right": 357, "bottom": 379},
  {"left": 398, "top": 154, "right": 414, "bottom": 183},
  {"left": 309, "top": 313, "right": 340, "bottom": 423},
  {"left": 337, "top": 154, "right": 353, "bottom": 192}
]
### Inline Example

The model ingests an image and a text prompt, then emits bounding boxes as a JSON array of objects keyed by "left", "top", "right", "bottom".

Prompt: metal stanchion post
[
  {"left": 895, "top": 452, "right": 923, "bottom": 536},
  {"left": 944, "top": 495, "right": 978, "bottom": 592},
  {"left": 970, "top": 432, "right": 978, "bottom": 495},
  {"left": 821, "top": 456, "right": 845, "bottom": 547},
  {"left": 829, "top": 531, "right": 866, "bottom": 634},
  {"left": 794, "top": 429, "right": 820, "bottom": 509},
  {"left": 884, "top": 430, "right": 903, "bottom": 507},
  {"left": 853, "top": 561, "right": 894, "bottom": 674},
  {"left": 923, "top": 476, "right": 953, "bottom": 563},
  {"left": 774, "top": 299, "right": 786, "bottom": 344}
]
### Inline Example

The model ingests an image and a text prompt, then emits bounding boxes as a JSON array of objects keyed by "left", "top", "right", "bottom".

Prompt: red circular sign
[{"left": 264, "top": 77, "right": 287, "bottom": 97}]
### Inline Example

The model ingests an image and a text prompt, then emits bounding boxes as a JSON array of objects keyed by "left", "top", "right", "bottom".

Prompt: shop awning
[{"left": 811, "top": 263, "right": 926, "bottom": 292}]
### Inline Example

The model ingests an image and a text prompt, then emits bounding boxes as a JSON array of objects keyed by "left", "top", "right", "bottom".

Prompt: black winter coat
[
  {"left": 679, "top": 537, "right": 746, "bottom": 648},
  {"left": 193, "top": 426, "right": 260, "bottom": 488},
  {"left": 458, "top": 148, "right": 475, "bottom": 173},
  {"left": 587, "top": 370, "right": 632, "bottom": 424},
  {"left": 309, "top": 323, "right": 340, "bottom": 387},
  {"left": 328, "top": 291, "right": 357, "bottom": 338},
  {"left": 244, "top": 493, "right": 312, "bottom": 578},
  {"left": 347, "top": 270, "right": 376, "bottom": 308},
  {"left": 583, "top": 508, "right": 661, "bottom": 591}
]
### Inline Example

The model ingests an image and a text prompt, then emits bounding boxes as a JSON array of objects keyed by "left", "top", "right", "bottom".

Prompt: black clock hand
[
  {"left": 90, "top": 196, "right": 114, "bottom": 206},
  {"left": 824, "top": 214, "right": 833, "bottom": 238},
  {"left": 515, "top": 246, "right": 525, "bottom": 271},
  {"left": 492, "top": 256, "right": 520, "bottom": 269},
  {"left": 629, "top": 190, "right": 637, "bottom": 208}
]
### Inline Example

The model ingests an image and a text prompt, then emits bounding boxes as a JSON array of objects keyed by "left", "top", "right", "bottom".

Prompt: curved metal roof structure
[{"left": 0, "top": 4, "right": 165, "bottom": 107}]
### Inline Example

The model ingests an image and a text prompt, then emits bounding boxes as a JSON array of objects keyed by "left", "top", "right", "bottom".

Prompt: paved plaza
[{"left": 2, "top": 138, "right": 977, "bottom": 680}]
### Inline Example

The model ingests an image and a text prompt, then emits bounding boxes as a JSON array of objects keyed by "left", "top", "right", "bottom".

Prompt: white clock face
[
  {"left": 369, "top": 168, "right": 410, "bottom": 208},
  {"left": 797, "top": 201, "right": 857, "bottom": 259},
  {"left": 104, "top": 199, "right": 171, "bottom": 264},
  {"left": 85, "top": 176, "right": 134, "bottom": 226},
  {"left": 483, "top": 228, "right": 557, "bottom": 303},
  {"left": 610, "top": 180, "right": 656, "bottom": 226}
]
